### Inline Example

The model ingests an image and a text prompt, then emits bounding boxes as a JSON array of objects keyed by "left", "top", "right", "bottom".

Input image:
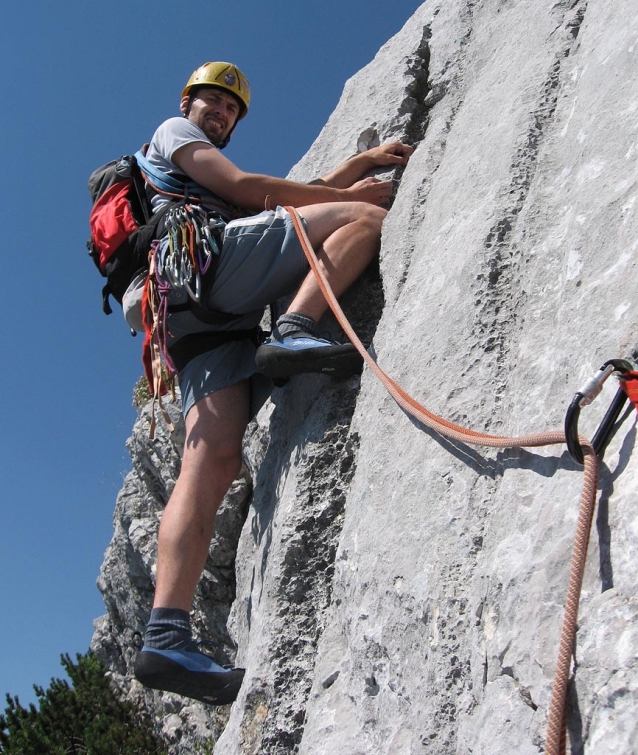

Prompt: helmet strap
[{"left": 183, "top": 93, "right": 195, "bottom": 117}]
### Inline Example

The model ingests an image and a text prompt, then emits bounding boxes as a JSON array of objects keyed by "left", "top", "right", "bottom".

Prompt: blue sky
[{"left": 0, "top": 0, "right": 423, "bottom": 711}]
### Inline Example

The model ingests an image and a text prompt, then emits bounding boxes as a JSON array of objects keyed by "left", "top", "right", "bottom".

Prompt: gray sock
[
  {"left": 143, "top": 608, "right": 192, "bottom": 650},
  {"left": 275, "top": 312, "right": 318, "bottom": 338}
]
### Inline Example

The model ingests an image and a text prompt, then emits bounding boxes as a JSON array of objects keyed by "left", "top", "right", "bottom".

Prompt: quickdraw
[
  {"left": 156, "top": 203, "right": 222, "bottom": 304},
  {"left": 564, "top": 359, "right": 638, "bottom": 465},
  {"left": 144, "top": 240, "right": 175, "bottom": 440}
]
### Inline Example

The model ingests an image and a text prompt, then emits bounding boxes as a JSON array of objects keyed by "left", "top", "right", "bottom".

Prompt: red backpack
[{"left": 87, "top": 153, "right": 172, "bottom": 323}]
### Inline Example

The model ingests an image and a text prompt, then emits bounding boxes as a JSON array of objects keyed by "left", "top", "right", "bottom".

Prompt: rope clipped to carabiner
[{"left": 564, "top": 359, "right": 637, "bottom": 465}]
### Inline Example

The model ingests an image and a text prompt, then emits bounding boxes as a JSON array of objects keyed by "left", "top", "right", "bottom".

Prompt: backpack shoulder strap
[
  {"left": 135, "top": 148, "right": 249, "bottom": 222},
  {"left": 134, "top": 150, "right": 205, "bottom": 200}
]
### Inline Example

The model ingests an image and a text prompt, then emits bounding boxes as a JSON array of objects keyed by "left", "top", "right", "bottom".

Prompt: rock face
[{"left": 92, "top": 1, "right": 638, "bottom": 753}]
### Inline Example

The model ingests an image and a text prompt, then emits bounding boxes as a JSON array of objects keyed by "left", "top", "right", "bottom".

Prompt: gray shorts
[{"left": 174, "top": 206, "right": 309, "bottom": 418}]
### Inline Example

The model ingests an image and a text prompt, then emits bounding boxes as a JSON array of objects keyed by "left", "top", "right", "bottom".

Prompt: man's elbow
[{"left": 228, "top": 173, "right": 270, "bottom": 210}]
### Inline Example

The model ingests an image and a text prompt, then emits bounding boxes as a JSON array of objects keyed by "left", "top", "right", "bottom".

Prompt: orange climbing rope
[
  {"left": 622, "top": 371, "right": 638, "bottom": 410},
  {"left": 284, "top": 205, "right": 624, "bottom": 755}
]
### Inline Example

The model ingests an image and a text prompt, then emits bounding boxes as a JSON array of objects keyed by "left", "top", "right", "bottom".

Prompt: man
[{"left": 133, "top": 62, "right": 413, "bottom": 705}]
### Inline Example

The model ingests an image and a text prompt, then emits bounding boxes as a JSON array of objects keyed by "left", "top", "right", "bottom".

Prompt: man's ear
[{"left": 180, "top": 95, "right": 190, "bottom": 116}]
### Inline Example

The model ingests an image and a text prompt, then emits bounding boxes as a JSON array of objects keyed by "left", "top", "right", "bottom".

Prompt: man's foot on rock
[
  {"left": 256, "top": 313, "right": 363, "bottom": 380},
  {"left": 134, "top": 643, "right": 244, "bottom": 706}
]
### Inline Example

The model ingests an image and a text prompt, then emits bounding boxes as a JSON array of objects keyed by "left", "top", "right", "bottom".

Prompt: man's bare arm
[
  {"left": 173, "top": 142, "right": 395, "bottom": 211},
  {"left": 311, "top": 142, "right": 414, "bottom": 189}
]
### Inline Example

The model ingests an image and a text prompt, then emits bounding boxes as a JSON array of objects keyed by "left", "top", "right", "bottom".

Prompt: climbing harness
[
  {"left": 282, "top": 205, "right": 637, "bottom": 755},
  {"left": 87, "top": 149, "right": 237, "bottom": 322},
  {"left": 143, "top": 205, "right": 264, "bottom": 437}
]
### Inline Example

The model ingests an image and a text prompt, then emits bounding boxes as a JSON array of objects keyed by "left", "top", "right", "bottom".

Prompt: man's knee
[
  {"left": 181, "top": 438, "right": 243, "bottom": 494},
  {"left": 339, "top": 200, "right": 385, "bottom": 225},
  {"left": 356, "top": 203, "right": 386, "bottom": 233},
  {"left": 299, "top": 202, "right": 387, "bottom": 248},
  {"left": 181, "top": 390, "right": 248, "bottom": 493},
  {"left": 212, "top": 450, "right": 244, "bottom": 493}
]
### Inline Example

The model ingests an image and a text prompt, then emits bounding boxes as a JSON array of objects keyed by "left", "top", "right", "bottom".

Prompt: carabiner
[
  {"left": 184, "top": 271, "right": 202, "bottom": 303},
  {"left": 202, "top": 223, "right": 221, "bottom": 256},
  {"left": 168, "top": 252, "right": 182, "bottom": 288},
  {"left": 196, "top": 237, "right": 209, "bottom": 274},
  {"left": 564, "top": 358, "right": 635, "bottom": 464}
]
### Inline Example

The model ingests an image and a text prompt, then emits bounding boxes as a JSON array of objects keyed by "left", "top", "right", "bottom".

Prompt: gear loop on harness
[{"left": 564, "top": 358, "right": 636, "bottom": 465}]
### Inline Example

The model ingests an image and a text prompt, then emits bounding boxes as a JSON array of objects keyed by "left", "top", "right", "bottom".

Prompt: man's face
[{"left": 181, "top": 87, "right": 242, "bottom": 146}]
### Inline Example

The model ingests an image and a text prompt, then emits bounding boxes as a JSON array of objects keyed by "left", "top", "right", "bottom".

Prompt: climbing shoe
[
  {"left": 134, "top": 643, "right": 245, "bottom": 706},
  {"left": 255, "top": 313, "right": 363, "bottom": 381}
]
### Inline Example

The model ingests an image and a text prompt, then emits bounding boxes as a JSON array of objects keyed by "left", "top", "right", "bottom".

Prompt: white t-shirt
[{"left": 144, "top": 117, "right": 240, "bottom": 220}]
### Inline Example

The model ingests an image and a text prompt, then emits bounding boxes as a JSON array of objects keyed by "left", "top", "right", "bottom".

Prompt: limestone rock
[{"left": 92, "top": 1, "right": 638, "bottom": 753}]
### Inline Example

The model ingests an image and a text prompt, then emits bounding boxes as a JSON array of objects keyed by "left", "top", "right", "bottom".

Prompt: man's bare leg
[
  {"left": 289, "top": 201, "right": 386, "bottom": 322},
  {"left": 153, "top": 380, "right": 250, "bottom": 611},
  {"left": 255, "top": 201, "right": 385, "bottom": 379},
  {"left": 134, "top": 382, "right": 249, "bottom": 704}
]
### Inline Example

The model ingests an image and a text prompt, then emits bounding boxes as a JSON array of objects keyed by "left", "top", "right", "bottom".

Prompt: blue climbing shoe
[
  {"left": 134, "top": 643, "right": 244, "bottom": 706},
  {"left": 255, "top": 330, "right": 363, "bottom": 380}
]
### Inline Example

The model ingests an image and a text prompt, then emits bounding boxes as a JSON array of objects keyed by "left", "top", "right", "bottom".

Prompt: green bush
[
  {"left": 132, "top": 375, "right": 152, "bottom": 408},
  {"left": 0, "top": 653, "right": 167, "bottom": 755}
]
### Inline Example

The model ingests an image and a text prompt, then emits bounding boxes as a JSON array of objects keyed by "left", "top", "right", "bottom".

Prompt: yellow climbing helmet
[{"left": 182, "top": 62, "right": 251, "bottom": 118}]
